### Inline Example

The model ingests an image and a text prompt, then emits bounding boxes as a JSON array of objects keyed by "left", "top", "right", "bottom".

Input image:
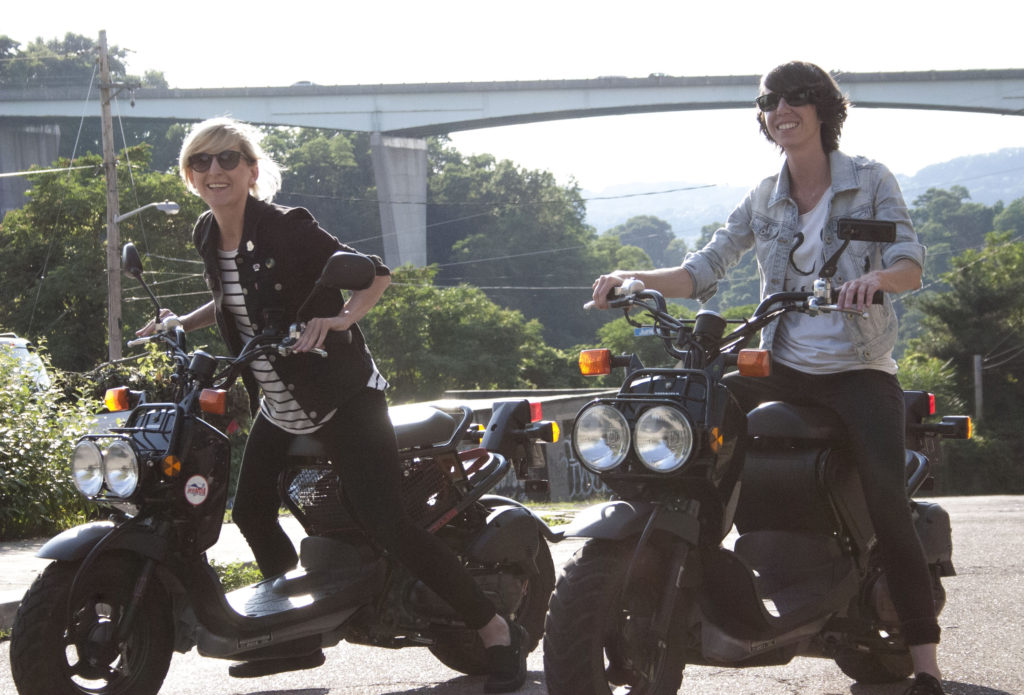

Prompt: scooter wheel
[
  {"left": 10, "top": 552, "right": 174, "bottom": 695},
  {"left": 543, "top": 538, "right": 688, "bottom": 695}
]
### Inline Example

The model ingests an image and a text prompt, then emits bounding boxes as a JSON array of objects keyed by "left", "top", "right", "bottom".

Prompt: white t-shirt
[{"left": 772, "top": 195, "right": 896, "bottom": 375}]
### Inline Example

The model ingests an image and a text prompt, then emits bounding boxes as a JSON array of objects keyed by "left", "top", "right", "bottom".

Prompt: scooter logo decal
[{"left": 185, "top": 475, "right": 209, "bottom": 506}]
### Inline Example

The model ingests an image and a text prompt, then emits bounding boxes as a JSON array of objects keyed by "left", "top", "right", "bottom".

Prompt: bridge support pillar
[
  {"left": 370, "top": 133, "right": 427, "bottom": 268},
  {"left": 0, "top": 123, "right": 60, "bottom": 217}
]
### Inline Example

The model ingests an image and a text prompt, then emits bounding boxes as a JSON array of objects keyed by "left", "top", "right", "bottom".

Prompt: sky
[{"left": 6, "top": 0, "right": 1024, "bottom": 193}]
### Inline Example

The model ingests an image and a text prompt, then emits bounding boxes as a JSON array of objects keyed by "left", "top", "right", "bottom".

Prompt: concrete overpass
[{"left": 3, "top": 69, "right": 1023, "bottom": 266}]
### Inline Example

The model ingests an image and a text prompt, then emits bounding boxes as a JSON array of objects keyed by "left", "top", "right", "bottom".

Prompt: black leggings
[
  {"left": 232, "top": 388, "right": 498, "bottom": 630},
  {"left": 722, "top": 363, "right": 940, "bottom": 646}
]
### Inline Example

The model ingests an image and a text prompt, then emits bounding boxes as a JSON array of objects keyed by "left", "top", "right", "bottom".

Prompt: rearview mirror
[
  {"left": 836, "top": 218, "right": 896, "bottom": 243},
  {"left": 317, "top": 252, "right": 376, "bottom": 291},
  {"left": 122, "top": 243, "right": 144, "bottom": 278}
]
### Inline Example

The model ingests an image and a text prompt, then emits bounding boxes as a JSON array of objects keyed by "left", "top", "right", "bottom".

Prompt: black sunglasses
[
  {"left": 755, "top": 88, "right": 816, "bottom": 112},
  {"left": 187, "top": 150, "right": 251, "bottom": 172}
]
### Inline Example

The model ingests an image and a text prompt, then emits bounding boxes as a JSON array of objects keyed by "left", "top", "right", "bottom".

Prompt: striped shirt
[{"left": 218, "top": 248, "right": 333, "bottom": 435}]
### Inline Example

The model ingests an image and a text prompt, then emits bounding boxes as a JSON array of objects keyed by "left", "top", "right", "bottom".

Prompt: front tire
[
  {"left": 543, "top": 539, "right": 688, "bottom": 694},
  {"left": 428, "top": 536, "right": 555, "bottom": 675},
  {"left": 10, "top": 552, "right": 174, "bottom": 695}
]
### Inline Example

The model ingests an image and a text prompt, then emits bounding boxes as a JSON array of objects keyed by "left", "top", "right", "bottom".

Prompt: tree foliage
[
  {"left": 360, "top": 265, "right": 586, "bottom": 402},
  {"left": 0, "top": 345, "right": 97, "bottom": 540},
  {"left": 427, "top": 143, "right": 623, "bottom": 349},
  {"left": 0, "top": 145, "right": 209, "bottom": 370},
  {"left": 603, "top": 215, "right": 684, "bottom": 266}
]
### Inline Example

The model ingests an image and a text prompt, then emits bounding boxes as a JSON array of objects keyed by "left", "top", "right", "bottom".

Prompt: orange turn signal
[
  {"left": 579, "top": 349, "right": 612, "bottom": 376},
  {"left": 104, "top": 386, "right": 131, "bottom": 413},
  {"left": 737, "top": 349, "right": 771, "bottom": 377},
  {"left": 199, "top": 388, "right": 227, "bottom": 415}
]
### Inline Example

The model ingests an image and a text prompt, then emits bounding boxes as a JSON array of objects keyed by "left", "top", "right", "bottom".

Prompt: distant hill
[{"left": 584, "top": 147, "right": 1024, "bottom": 244}]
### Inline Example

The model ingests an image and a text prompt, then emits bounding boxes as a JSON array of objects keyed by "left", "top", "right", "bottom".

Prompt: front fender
[
  {"left": 554, "top": 500, "right": 700, "bottom": 544},
  {"left": 36, "top": 520, "right": 168, "bottom": 563}
]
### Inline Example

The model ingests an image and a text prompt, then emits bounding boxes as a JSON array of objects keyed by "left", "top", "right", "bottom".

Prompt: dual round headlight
[
  {"left": 573, "top": 404, "right": 695, "bottom": 474},
  {"left": 71, "top": 439, "right": 140, "bottom": 498}
]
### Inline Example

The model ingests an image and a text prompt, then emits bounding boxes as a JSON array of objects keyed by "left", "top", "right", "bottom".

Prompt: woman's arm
[
  {"left": 135, "top": 301, "right": 216, "bottom": 337},
  {"left": 837, "top": 258, "right": 922, "bottom": 311},
  {"left": 292, "top": 274, "right": 391, "bottom": 353}
]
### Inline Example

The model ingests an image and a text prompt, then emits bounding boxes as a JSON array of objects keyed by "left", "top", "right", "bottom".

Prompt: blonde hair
[{"left": 179, "top": 117, "right": 283, "bottom": 201}]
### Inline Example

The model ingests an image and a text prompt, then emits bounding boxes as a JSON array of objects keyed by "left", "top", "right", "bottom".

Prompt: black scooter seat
[
  {"left": 746, "top": 401, "right": 844, "bottom": 442},
  {"left": 285, "top": 405, "right": 456, "bottom": 458},
  {"left": 389, "top": 404, "right": 456, "bottom": 449}
]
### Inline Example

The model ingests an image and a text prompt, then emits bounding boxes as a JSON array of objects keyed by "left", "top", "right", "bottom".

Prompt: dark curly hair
[{"left": 756, "top": 61, "right": 849, "bottom": 153}]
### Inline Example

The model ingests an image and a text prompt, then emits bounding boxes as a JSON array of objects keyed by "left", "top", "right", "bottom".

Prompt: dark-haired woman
[{"left": 591, "top": 62, "right": 944, "bottom": 695}]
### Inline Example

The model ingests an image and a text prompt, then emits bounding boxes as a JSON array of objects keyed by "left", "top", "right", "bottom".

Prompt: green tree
[
  {"left": 427, "top": 143, "right": 611, "bottom": 349},
  {"left": 0, "top": 146, "right": 208, "bottom": 370},
  {"left": 910, "top": 231, "right": 1024, "bottom": 437},
  {"left": 360, "top": 265, "right": 584, "bottom": 402},
  {"left": 262, "top": 128, "right": 383, "bottom": 258},
  {"left": 604, "top": 215, "right": 678, "bottom": 266}
]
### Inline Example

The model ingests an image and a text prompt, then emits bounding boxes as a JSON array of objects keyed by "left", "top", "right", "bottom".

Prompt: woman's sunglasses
[
  {"left": 755, "top": 88, "right": 816, "bottom": 112},
  {"left": 187, "top": 150, "right": 251, "bottom": 172}
]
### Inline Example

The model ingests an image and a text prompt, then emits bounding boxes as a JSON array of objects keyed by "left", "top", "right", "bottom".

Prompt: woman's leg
[
  {"left": 321, "top": 389, "right": 498, "bottom": 631},
  {"left": 823, "top": 371, "right": 941, "bottom": 679},
  {"left": 232, "top": 412, "right": 299, "bottom": 577}
]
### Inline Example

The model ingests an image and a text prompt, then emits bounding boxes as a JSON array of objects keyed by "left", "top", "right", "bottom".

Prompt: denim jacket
[{"left": 682, "top": 150, "right": 925, "bottom": 365}]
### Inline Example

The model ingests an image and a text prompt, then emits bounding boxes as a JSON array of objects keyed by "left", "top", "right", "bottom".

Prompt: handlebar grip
[{"left": 829, "top": 289, "right": 885, "bottom": 305}]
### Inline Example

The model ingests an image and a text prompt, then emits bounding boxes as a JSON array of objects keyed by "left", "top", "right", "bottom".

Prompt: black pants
[
  {"left": 232, "top": 388, "right": 497, "bottom": 630},
  {"left": 722, "top": 362, "right": 941, "bottom": 646}
]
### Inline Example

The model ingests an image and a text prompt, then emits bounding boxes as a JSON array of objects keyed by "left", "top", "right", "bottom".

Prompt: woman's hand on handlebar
[
  {"left": 135, "top": 309, "right": 179, "bottom": 338},
  {"left": 591, "top": 273, "right": 630, "bottom": 310},
  {"left": 292, "top": 316, "right": 351, "bottom": 353}
]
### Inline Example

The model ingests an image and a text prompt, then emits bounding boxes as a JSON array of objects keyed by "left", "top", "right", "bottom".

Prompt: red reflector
[
  {"left": 579, "top": 349, "right": 612, "bottom": 376},
  {"left": 927, "top": 393, "right": 936, "bottom": 415},
  {"left": 529, "top": 401, "right": 543, "bottom": 422}
]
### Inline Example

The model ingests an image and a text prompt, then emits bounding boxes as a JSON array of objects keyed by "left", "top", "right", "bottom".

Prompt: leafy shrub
[
  {"left": 0, "top": 348, "right": 98, "bottom": 540},
  {"left": 209, "top": 560, "right": 263, "bottom": 591}
]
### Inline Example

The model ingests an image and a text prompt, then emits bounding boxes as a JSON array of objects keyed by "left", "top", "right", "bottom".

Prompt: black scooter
[
  {"left": 10, "top": 244, "right": 559, "bottom": 695},
  {"left": 543, "top": 218, "right": 972, "bottom": 694}
]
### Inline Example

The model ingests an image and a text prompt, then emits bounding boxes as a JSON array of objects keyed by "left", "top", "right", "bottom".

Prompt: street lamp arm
[{"left": 115, "top": 200, "right": 180, "bottom": 223}]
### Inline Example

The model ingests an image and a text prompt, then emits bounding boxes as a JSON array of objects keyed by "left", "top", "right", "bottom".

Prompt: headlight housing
[
  {"left": 634, "top": 406, "right": 695, "bottom": 473},
  {"left": 71, "top": 441, "right": 104, "bottom": 497},
  {"left": 103, "top": 439, "right": 140, "bottom": 497},
  {"left": 70, "top": 438, "right": 140, "bottom": 498},
  {"left": 573, "top": 404, "right": 630, "bottom": 472}
]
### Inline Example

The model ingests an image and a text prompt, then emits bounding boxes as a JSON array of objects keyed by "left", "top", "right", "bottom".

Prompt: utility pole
[
  {"left": 974, "top": 354, "right": 983, "bottom": 424},
  {"left": 98, "top": 30, "right": 122, "bottom": 361}
]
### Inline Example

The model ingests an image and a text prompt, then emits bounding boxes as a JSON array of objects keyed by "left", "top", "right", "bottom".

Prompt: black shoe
[
  {"left": 903, "top": 672, "right": 945, "bottom": 695},
  {"left": 484, "top": 622, "right": 528, "bottom": 693},
  {"left": 228, "top": 649, "right": 326, "bottom": 678}
]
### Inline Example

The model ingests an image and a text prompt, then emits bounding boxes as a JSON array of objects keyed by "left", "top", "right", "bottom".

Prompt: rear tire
[
  {"left": 10, "top": 553, "right": 174, "bottom": 695},
  {"left": 543, "top": 539, "right": 688, "bottom": 695},
  {"left": 428, "top": 536, "right": 555, "bottom": 675}
]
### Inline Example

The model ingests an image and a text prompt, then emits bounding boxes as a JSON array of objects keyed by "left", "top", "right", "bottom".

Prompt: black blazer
[{"left": 192, "top": 196, "right": 389, "bottom": 420}]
